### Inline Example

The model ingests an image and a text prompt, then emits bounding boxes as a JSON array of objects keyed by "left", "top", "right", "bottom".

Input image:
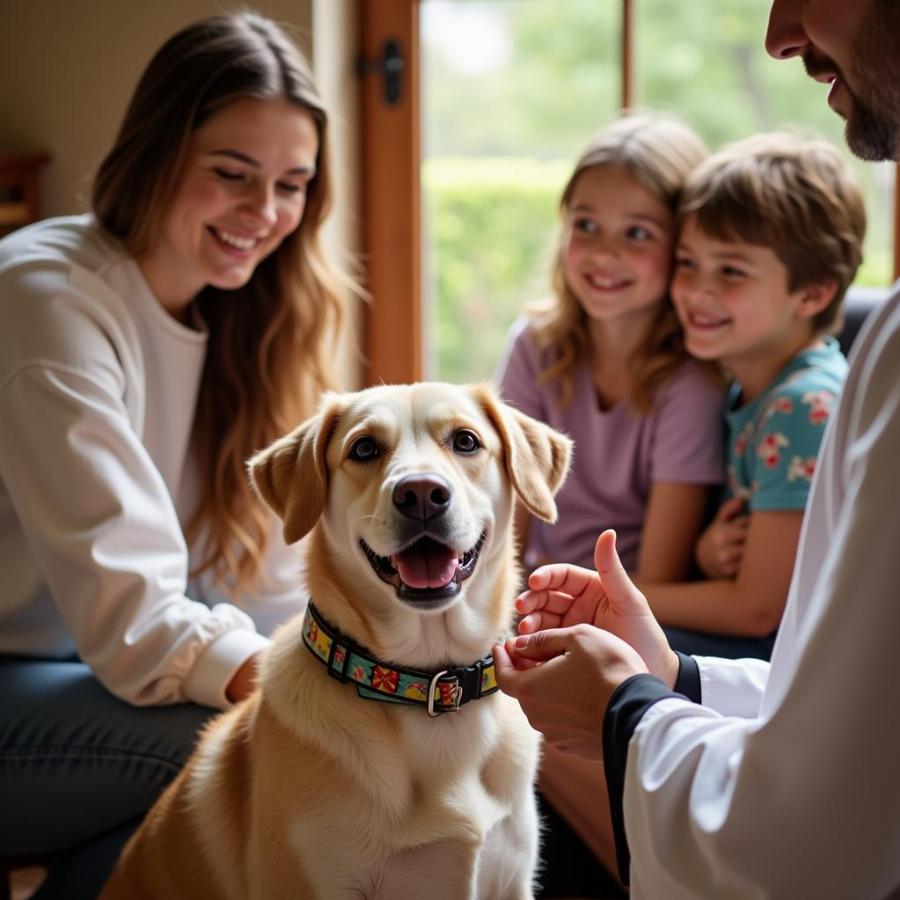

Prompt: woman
[{"left": 0, "top": 12, "right": 352, "bottom": 897}]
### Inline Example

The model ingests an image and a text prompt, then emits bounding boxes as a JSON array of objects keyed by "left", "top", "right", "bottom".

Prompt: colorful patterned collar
[{"left": 301, "top": 601, "right": 499, "bottom": 717}]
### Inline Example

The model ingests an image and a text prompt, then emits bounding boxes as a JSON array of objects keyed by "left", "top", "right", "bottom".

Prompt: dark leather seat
[{"left": 837, "top": 286, "right": 890, "bottom": 357}]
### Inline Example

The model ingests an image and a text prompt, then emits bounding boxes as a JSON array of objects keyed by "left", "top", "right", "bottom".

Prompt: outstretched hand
[
  {"left": 515, "top": 530, "right": 678, "bottom": 686},
  {"left": 494, "top": 625, "right": 647, "bottom": 759}
]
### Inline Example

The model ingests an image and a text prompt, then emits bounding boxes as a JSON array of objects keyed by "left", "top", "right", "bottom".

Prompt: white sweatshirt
[
  {"left": 0, "top": 215, "right": 307, "bottom": 709},
  {"left": 604, "top": 284, "right": 900, "bottom": 898}
]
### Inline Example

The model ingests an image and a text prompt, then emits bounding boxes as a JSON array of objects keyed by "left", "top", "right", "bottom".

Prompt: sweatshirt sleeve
[
  {"left": 0, "top": 268, "right": 268, "bottom": 710},
  {"left": 196, "top": 524, "right": 309, "bottom": 639}
]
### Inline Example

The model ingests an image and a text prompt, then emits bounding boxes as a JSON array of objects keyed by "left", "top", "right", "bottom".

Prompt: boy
[{"left": 646, "top": 132, "right": 866, "bottom": 655}]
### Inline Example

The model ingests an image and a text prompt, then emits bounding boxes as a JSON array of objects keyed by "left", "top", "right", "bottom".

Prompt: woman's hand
[
  {"left": 695, "top": 496, "right": 749, "bottom": 579},
  {"left": 225, "top": 651, "right": 264, "bottom": 704},
  {"left": 515, "top": 529, "right": 678, "bottom": 687}
]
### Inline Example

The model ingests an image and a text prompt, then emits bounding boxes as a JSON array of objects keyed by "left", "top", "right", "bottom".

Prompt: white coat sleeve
[
  {"left": 603, "top": 314, "right": 900, "bottom": 899},
  {"left": 0, "top": 358, "right": 268, "bottom": 711},
  {"left": 696, "top": 655, "right": 771, "bottom": 718}
]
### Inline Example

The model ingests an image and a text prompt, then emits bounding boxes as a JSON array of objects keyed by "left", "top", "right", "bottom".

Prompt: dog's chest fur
[
  {"left": 262, "top": 615, "right": 538, "bottom": 822},
  {"left": 177, "top": 625, "right": 540, "bottom": 898}
]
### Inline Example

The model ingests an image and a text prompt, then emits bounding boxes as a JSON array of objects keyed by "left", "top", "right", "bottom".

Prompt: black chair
[
  {"left": 1, "top": 853, "right": 54, "bottom": 900},
  {"left": 837, "top": 286, "right": 888, "bottom": 357}
]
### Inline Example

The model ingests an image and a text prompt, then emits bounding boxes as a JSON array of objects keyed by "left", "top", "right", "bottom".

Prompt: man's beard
[
  {"left": 848, "top": 2, "right": 900, "bottom": 160},
  {"left": 845, "top": 96, "right": 898, "bottom": 162},
  {"left": 804, "top": 2, "right": 900, "bottom": 162}
]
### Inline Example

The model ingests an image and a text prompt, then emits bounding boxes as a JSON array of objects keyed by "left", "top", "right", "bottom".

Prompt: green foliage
[{"left": 423, "top": 158, "right": 567, "bottom": 383}]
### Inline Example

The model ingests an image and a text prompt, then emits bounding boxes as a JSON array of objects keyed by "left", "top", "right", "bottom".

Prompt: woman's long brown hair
[{"left": 93, "top": 12, "right": 351, "bottom": 596}]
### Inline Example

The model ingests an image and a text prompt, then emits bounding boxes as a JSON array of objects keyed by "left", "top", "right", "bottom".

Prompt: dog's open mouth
[{"left": 361, "top": 533, "right": 486, "bottom": 606}]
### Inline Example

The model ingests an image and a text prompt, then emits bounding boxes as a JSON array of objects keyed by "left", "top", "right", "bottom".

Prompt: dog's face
[{"left": 249, "top": 383, "right": 570, "bottom": 654}]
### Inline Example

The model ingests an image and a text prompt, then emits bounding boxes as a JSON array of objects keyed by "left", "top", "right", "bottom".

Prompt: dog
[{"left": 99, "top": 382, "right": 571, "bottom": 900}]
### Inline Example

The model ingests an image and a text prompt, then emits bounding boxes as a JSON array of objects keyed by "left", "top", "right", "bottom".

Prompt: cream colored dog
[{"left": 100, "top": 382, "right": 571, "bottom": 900}]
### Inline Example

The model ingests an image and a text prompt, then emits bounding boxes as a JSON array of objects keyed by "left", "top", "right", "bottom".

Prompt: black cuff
[
  {"left": 673, "top": 651, "right": 701, "bottom": 703},
  {"left": 602, "top": 674, "right": 682, "bottom": 886}
]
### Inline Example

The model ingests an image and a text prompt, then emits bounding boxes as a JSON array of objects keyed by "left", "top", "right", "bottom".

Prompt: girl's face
[
  {"left": 139, "top": 97, "right": 319, "bottom": 318},
  {"left": 561, "top": 164, "right": 675, "bottom": 328}
]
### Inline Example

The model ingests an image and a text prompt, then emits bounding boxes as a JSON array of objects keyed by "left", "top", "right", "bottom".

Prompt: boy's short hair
[{"left": 678, "top": 132, "right": 867, "bottom": 335}]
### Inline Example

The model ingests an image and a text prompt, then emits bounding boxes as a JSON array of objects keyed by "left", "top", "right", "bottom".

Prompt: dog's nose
[{"left": 393, "top": 473, "right": 452, "bottom": 522}]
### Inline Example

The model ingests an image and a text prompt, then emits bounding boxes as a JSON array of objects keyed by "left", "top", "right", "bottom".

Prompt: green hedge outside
[{"left": 423, "top": 157, "right": 566, "bottom": 383}]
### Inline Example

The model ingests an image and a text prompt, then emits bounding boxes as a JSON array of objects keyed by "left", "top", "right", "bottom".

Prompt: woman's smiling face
[{"left": 138, "top": 96, "right": 319, "bottom": 317}]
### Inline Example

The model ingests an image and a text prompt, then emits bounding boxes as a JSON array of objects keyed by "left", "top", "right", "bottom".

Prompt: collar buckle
[{"left": 427, "top": 670, "right": 463, "bottom": 717}]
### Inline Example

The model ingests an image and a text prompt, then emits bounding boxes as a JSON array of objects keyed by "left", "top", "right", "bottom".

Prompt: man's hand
[
  {"left": 494, "top": 624, "right": 648, "bottom": 759},
  {"left": 694, "top": 496, "right": 749, "bottom": 579},
  {"left": 515, "top": 529, "right": 679, "bottom": 687}
]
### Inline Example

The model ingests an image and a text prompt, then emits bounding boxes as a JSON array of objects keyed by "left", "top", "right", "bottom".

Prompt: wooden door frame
[{"left": 358, "top": 0, "right": 421, "bottom": 385}]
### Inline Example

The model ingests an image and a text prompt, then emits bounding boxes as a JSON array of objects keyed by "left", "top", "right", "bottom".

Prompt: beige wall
[
  {"left": 0, "top": 0, "right": 363, "bottom": 386},
  {"left": 0, "top": 0, "right": 318, "bottom": 215}
]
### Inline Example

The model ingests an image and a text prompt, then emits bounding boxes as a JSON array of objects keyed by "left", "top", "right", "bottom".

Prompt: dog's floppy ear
[
  {"left": 474, "top": 384, "right": 572, "bottom": 523},
  {"left": 247, "top": 394, "right": 347, "bottom": 544}
]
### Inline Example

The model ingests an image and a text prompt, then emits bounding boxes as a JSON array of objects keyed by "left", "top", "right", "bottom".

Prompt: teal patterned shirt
[{"left": 725, "top": 338, "right": 847, "bottom": 511}]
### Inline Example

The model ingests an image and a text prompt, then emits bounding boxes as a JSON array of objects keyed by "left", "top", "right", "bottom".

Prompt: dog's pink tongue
[{"left": 393, "top": 543, "right": 459, "bottom": 589}]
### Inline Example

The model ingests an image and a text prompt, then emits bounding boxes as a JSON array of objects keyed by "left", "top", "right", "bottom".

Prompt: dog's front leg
[
  {"left": 380, "top": 838, "right": 480, "bottom": 900},
  {"left": 475, "top": 800, "right": 539, "bottom": 900},
  {"left": 245, "top": 838, "right": 319, "bottom": 900}
]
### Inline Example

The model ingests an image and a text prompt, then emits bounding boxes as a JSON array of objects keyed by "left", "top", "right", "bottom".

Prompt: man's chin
[{"left": 845, "top": 108, "right": 900, "bottom": 162}]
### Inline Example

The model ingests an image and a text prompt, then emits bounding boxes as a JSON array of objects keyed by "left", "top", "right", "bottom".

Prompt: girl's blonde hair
[
  {"left": 93, "top": 12, "right": 351, "bottom": 596},
  {"left": 529, "top": 113, "right": 708, "bottom": 411}
]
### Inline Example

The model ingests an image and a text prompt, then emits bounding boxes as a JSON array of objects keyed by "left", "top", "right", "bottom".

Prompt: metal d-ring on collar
[
  {"left": 301, "top": 600, "right": 500, "bottom": 716},
  {"left": 426, "top": 670, "right": 464, "bottom": 717}
]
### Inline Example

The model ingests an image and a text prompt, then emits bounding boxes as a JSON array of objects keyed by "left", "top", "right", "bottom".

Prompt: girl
[
  {"left": 497, "top": 113, "right": 724, "bottom": 582},
  {"left": 495, "top": 114, "right": 724, "bottom": 897},
  {"left": 0, "top": 12, "right": 353, "bottom": 898}
]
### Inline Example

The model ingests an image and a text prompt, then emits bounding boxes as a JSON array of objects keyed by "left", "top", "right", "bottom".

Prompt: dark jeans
[{"left": 0, "top": 657, "right": 214, "bottom": 899}]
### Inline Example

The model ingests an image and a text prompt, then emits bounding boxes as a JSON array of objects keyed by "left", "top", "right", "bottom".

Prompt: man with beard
[{"left": 495, "top": 2, "right": 900, "bottom": 897}]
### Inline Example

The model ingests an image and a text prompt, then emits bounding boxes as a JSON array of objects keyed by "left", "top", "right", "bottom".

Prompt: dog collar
[{"left": 301, "top": 601, "right": 499, "bottom": 716}]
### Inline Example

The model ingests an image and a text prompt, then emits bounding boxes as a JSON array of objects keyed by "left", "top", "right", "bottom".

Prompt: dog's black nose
[{"left": 393, "top": 473, "right": 452, "bottom": 522}]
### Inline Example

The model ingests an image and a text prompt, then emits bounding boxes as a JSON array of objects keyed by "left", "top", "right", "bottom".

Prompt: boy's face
[
  {"left": 671, "top": 216, "right": 815, "bottom": 371},
  {"left": 766, "top": 0, "right": 900, "bottom": 161}
]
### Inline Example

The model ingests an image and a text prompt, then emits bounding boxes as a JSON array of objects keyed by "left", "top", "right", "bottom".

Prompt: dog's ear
[
  {"left": 247, "top": 394, "right": 346, "bottom": 544},
  {"left": 474, "top": 384, "right": 572, "bottom": 523}
]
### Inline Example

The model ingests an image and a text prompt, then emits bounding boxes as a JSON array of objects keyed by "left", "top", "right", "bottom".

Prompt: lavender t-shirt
[{"left": 496, "top": 319, "right": 725, "bottom": 572}]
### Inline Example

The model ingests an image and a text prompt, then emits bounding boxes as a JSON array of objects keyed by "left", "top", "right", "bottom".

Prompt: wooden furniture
[{"left": 0, "top": 152, "right": 50, "bottom": 237}]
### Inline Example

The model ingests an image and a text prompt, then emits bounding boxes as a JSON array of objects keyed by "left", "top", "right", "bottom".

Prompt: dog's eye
[
  {"left": 452, "top": 429, "right": 481, "bottom": 454},
  {"left": 349, "top": 437, "right": 380, "bottom": 461}
]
